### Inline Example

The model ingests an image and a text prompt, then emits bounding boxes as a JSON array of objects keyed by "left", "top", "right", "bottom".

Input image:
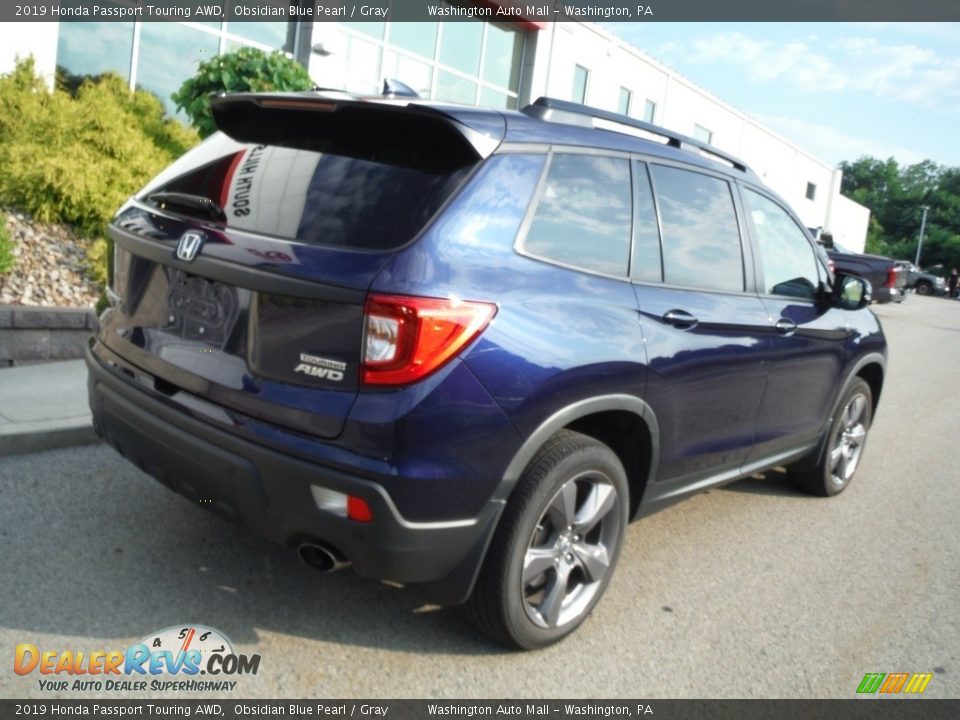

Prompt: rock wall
[{"left": 1, "top": 210, "right": 101, "bottom": 308}]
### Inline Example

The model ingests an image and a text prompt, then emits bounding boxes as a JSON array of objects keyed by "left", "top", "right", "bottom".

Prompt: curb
[
  {"left": 0, "top": 304, "right": 98, "bottom": 367},
  {"left": 0, "top": 418, "right": 100, "bottom": 457},
  {"left": 0, "top": 358, "right": 101, "bottom": 456}
]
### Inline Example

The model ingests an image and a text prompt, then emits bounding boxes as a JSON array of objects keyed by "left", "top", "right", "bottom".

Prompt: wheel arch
[
  {"left": 856, "top": 359, "right": 884, "bottom": 416},
  {"left": 417, "top": 395, "right": 659, "bottom": 607},
  {"left": 789, "top": 351, "right": 885, "bottom": 478},
  {"left": 828, "top": 352, "right": 885, "bottom": 430},
  {"left": 500, "top": 395, "right": 659, "bottom": 519}
]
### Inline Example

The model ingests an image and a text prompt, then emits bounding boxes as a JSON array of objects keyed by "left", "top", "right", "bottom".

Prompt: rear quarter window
[{"left": 521, "top": 153, "right": 632, "bottom": 277}]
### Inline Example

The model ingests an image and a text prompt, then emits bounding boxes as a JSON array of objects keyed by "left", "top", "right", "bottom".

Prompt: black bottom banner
[{"left": 2, "top": 700, "right": 958, "bottom": 720}]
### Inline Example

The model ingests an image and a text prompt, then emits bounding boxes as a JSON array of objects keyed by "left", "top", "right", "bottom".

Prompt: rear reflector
[
  {"left": 362, "top": 293, "right": 497, "bottom": 386},
  {"left": 311, "top": 486, "right": 374, "bottom": 523},
  {"left": 347, "top": 496, "right": 374, "bottom": 523}
]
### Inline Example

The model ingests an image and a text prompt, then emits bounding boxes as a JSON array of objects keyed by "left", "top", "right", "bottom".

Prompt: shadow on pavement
[
  {"left": 0, "top": 444, "right": 509, "bottom": 656},
  {"left": 719, "top": 467, "right": 809, "bottom": 497}
]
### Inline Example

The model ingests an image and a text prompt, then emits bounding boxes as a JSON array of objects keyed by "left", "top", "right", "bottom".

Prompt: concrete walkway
[{"left": 0, "top": 359, "right": 99, "bottom": 456}]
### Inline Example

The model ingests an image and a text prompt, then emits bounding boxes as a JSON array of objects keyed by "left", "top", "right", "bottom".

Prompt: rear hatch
[{"left": 101, "top": 93, "right": 498, "bottom": 439}]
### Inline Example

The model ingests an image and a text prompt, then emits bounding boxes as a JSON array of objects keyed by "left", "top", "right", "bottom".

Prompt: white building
[
  {"left": 521, "top": 22, "right": 869, "bottom": 249},
  {"left": 0, "top": 12, "right": 869, "bottom": 249}
]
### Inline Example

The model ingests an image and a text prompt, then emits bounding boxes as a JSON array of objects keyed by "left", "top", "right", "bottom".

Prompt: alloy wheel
[
  {"left": 829, "top": 392, "right": 868, "bottom": 486},
  {"left": 521, "top": 470, "right": 623, "bottom": 629}
]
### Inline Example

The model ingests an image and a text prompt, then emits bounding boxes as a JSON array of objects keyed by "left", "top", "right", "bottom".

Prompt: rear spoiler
[{"left": 209, "top": 93, "right": 503, "bottom": 173}]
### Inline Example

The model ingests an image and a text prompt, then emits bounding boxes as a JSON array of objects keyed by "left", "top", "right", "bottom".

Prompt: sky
[{"left": 603, "top": 22, "right": 960, "bottom": 170}]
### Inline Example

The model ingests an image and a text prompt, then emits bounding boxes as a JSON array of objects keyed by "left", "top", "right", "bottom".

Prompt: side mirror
[
  {"left": 832, "top": 274, "right": 871, "bottom": 310},
  {"left": 811, "top": 228, "right": 835, "bottom": 250}
]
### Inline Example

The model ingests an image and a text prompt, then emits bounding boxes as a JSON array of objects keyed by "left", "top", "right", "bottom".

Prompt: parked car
[
  {"left": 87, "top": 92, "right": 887, "bottom": 649},
  {"left": 903, "top": 262, "right": 947, "bottom": 296},
  {"left": 809, "top": 231, "right": 906, "bottom": 304}
]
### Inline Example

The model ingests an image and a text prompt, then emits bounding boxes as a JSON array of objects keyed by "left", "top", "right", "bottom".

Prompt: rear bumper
[
  {"left": 874, "top": 287, "right": 903, "bottom": 303},
  {"left": 86, "top": 341, "right": 503, "bottom": 604}
]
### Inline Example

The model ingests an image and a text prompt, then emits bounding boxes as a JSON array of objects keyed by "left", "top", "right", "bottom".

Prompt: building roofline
[{"left": 577, "top": 21, "right": 837, "bottom": 173}]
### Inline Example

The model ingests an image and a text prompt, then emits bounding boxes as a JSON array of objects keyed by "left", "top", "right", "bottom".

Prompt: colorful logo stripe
[
  {"left": 879, "top": 673, "right": 910, "bottom": 693},
  {"left": 857, "top": 672, "right": 933, "bottom": 694},
  {"left": 857, "top": 673, "right": 885, "bottom": 694},
  {"left": 903, "top": 673, "right": 934, "bottom": 694}
]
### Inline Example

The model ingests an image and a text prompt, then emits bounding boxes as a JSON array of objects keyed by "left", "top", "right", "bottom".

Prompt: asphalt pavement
[{"left": 0, "top": 296, "right": 957, "bottom": 699}]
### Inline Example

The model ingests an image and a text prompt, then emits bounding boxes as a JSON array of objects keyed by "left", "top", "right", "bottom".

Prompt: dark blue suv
[{"left": 87, "top": 93, "right": 886, "bottom": 648}]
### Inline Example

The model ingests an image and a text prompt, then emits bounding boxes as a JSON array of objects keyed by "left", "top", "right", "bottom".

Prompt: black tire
[
  {"left": 464, "top": 430, "right": 630, "bottom": 649},
  {"left": 789, "top": 379, "right": 873, "bottom": 497},
  {"left": 915, "top": 281, "right": 932, "bottom": 296}
]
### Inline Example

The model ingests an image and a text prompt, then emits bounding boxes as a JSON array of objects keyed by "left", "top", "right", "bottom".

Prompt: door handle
[
  {"left": 662, "top": 309, "right": 698, "bottom": 329},
  {"left": 774, "top": 318, "right": 797, "bottom": 335}
]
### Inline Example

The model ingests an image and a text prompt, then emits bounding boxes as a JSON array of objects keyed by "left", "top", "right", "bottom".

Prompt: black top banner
[{"left": 4, "top": 0, "right": 960, "bottom": 23}]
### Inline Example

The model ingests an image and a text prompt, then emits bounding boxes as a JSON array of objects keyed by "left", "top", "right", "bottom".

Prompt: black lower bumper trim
[{"left": 86, "top": 342, "right": 502, "bottom": 602}]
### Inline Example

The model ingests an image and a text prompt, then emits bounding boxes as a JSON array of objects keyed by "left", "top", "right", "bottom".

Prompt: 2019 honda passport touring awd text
[{"left": 87, "top": 92, "right": 886, "bottom": 649}]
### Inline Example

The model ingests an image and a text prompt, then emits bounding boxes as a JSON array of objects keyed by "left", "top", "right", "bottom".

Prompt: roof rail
[{"left": 521, "top": 96, "right": 750, "bottom": 174}]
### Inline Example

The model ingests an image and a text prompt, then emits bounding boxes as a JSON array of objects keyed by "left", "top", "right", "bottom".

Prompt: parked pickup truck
[
  {"left": 903, "top": 263, "right": 947, "bottom": 296},
  {"left": 809, "top": 229, "right": 907, "bottom": 303}
]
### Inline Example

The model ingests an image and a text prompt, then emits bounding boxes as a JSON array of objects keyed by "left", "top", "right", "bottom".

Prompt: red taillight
[
  {"left": 885, "top": 267, "right": 897, "bottom": 289},
  {"left": 347, "top": 495, "right": 373, "bottom": 523},
  {"left": 362, "top": 293, "right": 497, "bottom": 386}
]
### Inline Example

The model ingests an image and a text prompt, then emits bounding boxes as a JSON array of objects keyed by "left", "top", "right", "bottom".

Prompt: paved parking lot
[{"left": 1, "top": 296, "right": 958, "bottom": 699}]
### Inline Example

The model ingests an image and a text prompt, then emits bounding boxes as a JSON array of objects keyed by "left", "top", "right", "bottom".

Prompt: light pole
[{"left": 914, "top": 205, "right": 929, "bottom": 267}]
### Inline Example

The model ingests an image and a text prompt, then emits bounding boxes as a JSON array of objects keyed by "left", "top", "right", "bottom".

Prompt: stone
[{"left": 0, "top": 208, "right": 100, "bottom": 309}]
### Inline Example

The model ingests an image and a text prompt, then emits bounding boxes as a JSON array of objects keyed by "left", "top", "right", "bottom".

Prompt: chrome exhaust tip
[{"left": 297, "top": 542, "right": 350, "bottom": 572}]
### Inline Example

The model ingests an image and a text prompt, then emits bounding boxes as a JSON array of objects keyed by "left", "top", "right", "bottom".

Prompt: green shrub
[
  {"left": 0, "top": 57, "right": 199, "bottom": 286},
  {"left": 173, "top": 47, "right": 314, "bottom": 138},
  {"left": 84, "top": 236, "right": 110, "bottom": 288},
  {"left": 0, "top": 222, "right": 14, "bottom": 276},
  {"left": 0, "top": 58, "right": 198, "bottom": 237}
]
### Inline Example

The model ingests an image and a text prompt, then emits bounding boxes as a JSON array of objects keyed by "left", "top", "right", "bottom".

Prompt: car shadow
[
  {"left": 719, "top": 467, "right": 809, "bottom": 497},
  {"left": 0, "top": 445, "right": 510, "bottom": 656}
]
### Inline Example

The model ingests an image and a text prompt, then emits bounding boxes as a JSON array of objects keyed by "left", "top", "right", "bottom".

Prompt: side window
[
  {"left": 743, "top": 188, "right": 821, "bottom": 300},
  {"left": 650, "top": 165, "right": 744, "bottom": 292},
  {"left": 523, "top": 154, "right": 632, "bottom": 277},
  {"left": 631, "top": 161, "right": 662, "bottom": 283}
]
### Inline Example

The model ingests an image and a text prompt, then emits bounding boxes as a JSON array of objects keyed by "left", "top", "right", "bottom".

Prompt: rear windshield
[{"left": 142, "top": 135, "right": 472, "bottom": 250}]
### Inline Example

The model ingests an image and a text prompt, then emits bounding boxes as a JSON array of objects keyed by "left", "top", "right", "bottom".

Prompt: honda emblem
[{"left": 176, "top": 231, "right": 205, "bottom": 262}]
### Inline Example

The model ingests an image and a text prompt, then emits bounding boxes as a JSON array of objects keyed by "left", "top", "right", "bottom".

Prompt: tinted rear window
[
  {"left": 144, "top": 136, "right": 472, "bottom": 250},
  {"left": 522, "top": 154, "right": 632, "bottom": 277}
]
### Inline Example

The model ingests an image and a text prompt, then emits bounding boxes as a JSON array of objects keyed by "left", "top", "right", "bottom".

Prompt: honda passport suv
[{"left": 87, "top": 92, "right": 886, "bottom": 649}]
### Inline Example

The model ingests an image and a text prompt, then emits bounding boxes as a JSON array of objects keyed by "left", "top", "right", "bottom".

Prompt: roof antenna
[{"left": 382, "top": 78, "right": 420, "bottom": 98}]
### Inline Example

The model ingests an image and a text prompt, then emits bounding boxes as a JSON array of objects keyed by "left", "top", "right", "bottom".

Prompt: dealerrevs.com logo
[{"left": 14, "top": 625, "right": 261, "bottom": 693}]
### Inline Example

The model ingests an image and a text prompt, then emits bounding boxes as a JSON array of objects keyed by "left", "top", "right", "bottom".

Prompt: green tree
[
  {"left": 172, "top": 47, "right": 314, "bottom": 138},
  {"left": 839, "top": 155, "right": 960, "bottom": 271},
  {"left": 863, "top": 216, "right": 889, "bottom": 257},
  {"left": 0, "top": 56, "right": 198, "bottom": 288}
]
